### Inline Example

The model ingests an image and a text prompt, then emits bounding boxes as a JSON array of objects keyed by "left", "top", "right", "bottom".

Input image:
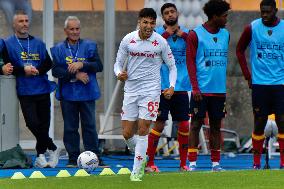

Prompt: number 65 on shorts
[{"left": 121, "top": 95, "right": 160, "bottom": 121}]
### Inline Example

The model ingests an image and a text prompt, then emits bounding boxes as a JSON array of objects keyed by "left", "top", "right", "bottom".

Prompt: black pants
[{"left": 19, "top": 93, "right": 57, "bottom": 155}]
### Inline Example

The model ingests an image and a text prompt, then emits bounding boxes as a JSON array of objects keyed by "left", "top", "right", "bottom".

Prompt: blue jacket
[
  {"left": 5, "top": 35, "right": 55, "bottom": 96},
  {"left": 51, "top": 39, "right": 103, "bottom": 101},
  {"left": 155, "top": 26, "right": 191, "bottom": 91}
]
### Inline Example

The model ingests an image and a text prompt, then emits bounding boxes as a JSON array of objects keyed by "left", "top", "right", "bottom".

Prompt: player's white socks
[
  {"left": 212, "top": 162, "right": 219, "bottom": 167},
  {"left": 125, "top": 135, "right": 137, "bottom": 152},
  {"left": 189, "top": 161, "right": 197, "bottom": 166},
  {"left": 132, "top": 135, "right": 148, "bottom": 174}
]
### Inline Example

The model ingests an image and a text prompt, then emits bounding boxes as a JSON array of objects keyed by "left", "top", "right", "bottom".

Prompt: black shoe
[
  {"left": 98, "top": 156, "right": 104, "bottom": 166},
  {"left": 66, "top": 160, "right": 77, "bottom": 168},
  {"left": 98, "top": 156, "right": 108, "bottom": 167},
  {"left": 99, "top": 161, "right": 106, "bottom": 166}
]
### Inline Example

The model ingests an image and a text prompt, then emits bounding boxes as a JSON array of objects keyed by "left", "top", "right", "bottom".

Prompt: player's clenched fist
[
  {"left": 117, "top": 71, "right": 128, "bottom": 81},
  {"left": 2, "top": 63, "right": 13, "bottom": 75}
]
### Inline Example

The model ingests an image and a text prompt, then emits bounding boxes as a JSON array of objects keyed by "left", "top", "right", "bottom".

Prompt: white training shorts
[{"left": 121, "top": 94, "right": 160, "bottom": 121}]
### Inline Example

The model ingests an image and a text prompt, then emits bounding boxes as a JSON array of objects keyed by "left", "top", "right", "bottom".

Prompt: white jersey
[{"left": 114, "top": 30, "right": 177, "bottom": 96}]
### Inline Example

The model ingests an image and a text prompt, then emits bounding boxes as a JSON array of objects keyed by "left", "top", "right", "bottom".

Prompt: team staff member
[
  {"left": 51, "top": 16, "right": 103, "bottom": 167},
  {"left": 3, "top": 10, "right": 60, "bottom": 168}
]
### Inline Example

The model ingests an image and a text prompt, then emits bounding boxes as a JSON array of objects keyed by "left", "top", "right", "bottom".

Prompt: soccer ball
[{"left": 77, "top": 151, "right": 99, "bottom": 173}]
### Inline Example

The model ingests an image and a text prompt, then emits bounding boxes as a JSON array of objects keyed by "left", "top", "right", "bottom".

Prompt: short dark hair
[
  {"left": 203, "top": 0, "right": 231, "bottom": 20},
  {"left": 138, "top": 8, "right": 157, "bottom": 20},
  {"left": 161, "top": 3, "right": 177, "bottom": 15},
  {"left": 260, "top": 0, "right": 276, "bottom": 8},
  {"left": 13, "top": 10, "right": 29, "bottom": 21}
]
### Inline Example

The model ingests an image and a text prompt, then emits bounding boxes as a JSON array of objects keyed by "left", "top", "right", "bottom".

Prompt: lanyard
[
  {"left": 67, "top": 40, "right": 80, "bottom": 62},
  {"left": 15, "top": 35, "right": 30, "bottom": 63}
]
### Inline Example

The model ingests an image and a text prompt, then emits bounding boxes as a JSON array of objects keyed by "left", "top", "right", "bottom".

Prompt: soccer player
[
  {"left": 51, "top": 16, "right": 104, "bottom": 167},
  {"left": 186, "top": 0, "right": 230, "bottom": 171},
  {"left": 236, "top": 0, "right": 284, "bottom": 169},
  {"left": 3, "top": 10, "right": 60, "bottom": 168},
  {"left": 146, "top": 3, "right": 191, "bottom": 172},
  {"left": 114, "top": 8, "right": 177, "bottom": 181}
]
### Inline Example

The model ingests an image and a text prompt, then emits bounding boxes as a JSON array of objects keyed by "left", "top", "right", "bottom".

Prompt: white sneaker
[
  {"left": 48, "top": 148, "right": 61, "bottom": 168},
  {"left": 34, "top": 154, "right": 48, "bottom": 168}
]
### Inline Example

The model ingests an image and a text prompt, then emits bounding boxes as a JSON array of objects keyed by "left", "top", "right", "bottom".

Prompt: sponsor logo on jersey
[
  {"left": 257, "top": 51, "right": 284, "bottom": 60},
  {"left": 65, "top": 56, "right": 86, "bottom": 64},
  {"left": 129, "top": 51, "right": 156, "bottom": 58},
  {"left": 204, "top": 49, "right": 228, "bottom": 57},
  {"left": 256, "top": 42, "right": 284, "bottom": 51},
  {"left": 21, "top": 52, "right": 40, "bottom": 61},
  {"left": 205, "top": 60, "right": 226, "bottom": 67}
]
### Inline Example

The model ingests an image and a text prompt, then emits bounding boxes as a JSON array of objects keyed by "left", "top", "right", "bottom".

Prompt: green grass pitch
[{"left": 1, "top": 170, "right": 284, "bottom": 189}]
